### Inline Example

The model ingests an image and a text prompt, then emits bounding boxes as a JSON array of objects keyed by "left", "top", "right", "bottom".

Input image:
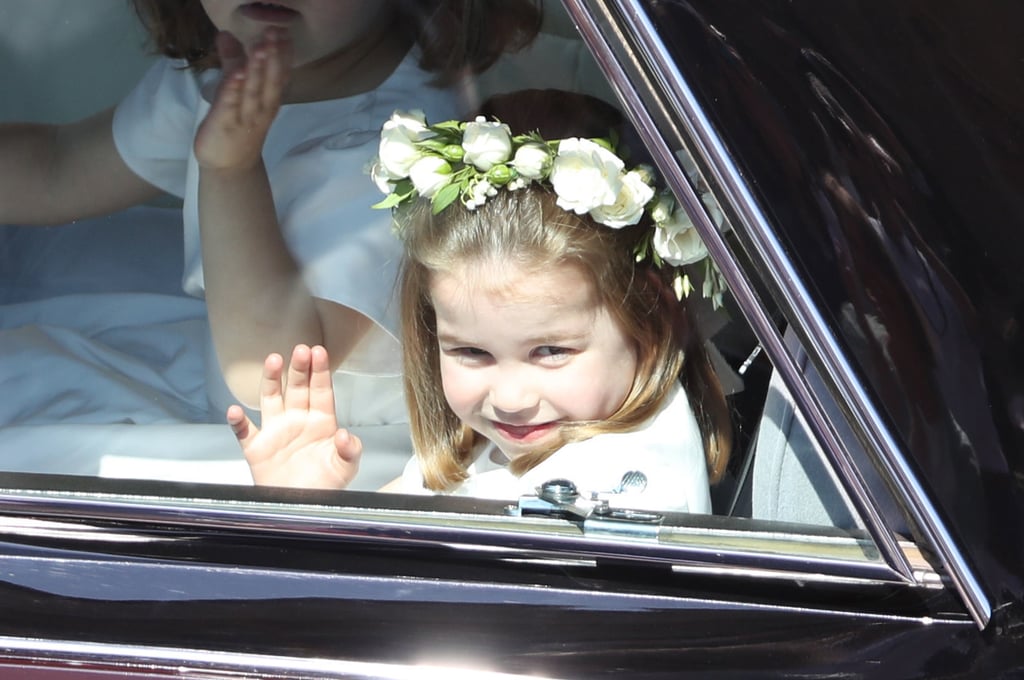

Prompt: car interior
[{"left": 0, "top": 0, "right": 890, "bottom": 567}]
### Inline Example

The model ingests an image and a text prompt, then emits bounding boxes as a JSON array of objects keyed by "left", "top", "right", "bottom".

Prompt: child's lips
[
  {"left": 240, "top": 2, "right": 299, "bottom": 23},
  {"left": 492, "top": 421, "right": 557, "bottom": 443}
]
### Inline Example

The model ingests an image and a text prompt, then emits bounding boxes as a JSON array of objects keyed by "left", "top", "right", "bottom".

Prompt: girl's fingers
[
  {"left": 226, "top": 404, "right": 259, "bottom": 447},
  {"left": 216, "top": 31, "right": 247, "bottom": 74},
  {"left": 213, "top": 71, "right": 246, "bottom": 125},
  {"left": 283, "top": 344, "right": 312, "bottom": 411},
  {"left": 308, "top": 345, "right": 335, "bottom": 416},
  {"left": 262, "top": 31, "right": 291, "bottom": 109},
  {"left": 335, "top": 429, "right": 363, "bottom": 466},
  {"left": 239, "top": 48, "right": 268, "bottom": 122},
  {"left": 259, "top": 352, "right": 286, "bottom": 420}
]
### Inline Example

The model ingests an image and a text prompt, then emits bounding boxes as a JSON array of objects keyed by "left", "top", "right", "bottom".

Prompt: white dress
[
  {"left": 398, "top": 385, "right": 712, "bottom": 514},
  {"left": 111, "top": 51, "right": 462, "bottom": 426}
]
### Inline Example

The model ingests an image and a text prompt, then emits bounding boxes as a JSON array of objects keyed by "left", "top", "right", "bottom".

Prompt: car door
[{"left": 1, "top": 1, "right": 1023, "bottom": 678}]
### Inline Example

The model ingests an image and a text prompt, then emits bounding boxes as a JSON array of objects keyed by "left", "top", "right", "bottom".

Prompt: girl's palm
[
  {"left": 195, "top": 28, "right": 291, "bottom": 171},
  {"left": 228, "top": 345, "right": 361, "bottom": 489}
]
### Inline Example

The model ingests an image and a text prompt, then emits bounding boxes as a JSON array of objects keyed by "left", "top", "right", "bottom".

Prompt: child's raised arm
[
  {"left": 194, "top": 28, "right": 374, "bottom": 406},
  {"left": 0, "top": 109, "right": 162, "bottom": 226},
  {"left": 228, "top": 344, "right": 362, "bottom": 489}
]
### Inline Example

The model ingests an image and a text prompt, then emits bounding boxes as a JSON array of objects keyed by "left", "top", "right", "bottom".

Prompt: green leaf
[
  {"left": 371, "top": 193, "right": 406, "bottom": 210},
  {"left": 370, "top": 179, "right": 415, "bottom": 210},
  {"left": 393, "top": 178, "right": 414, "bottom": 196},
  {"left": 431, "top": 183, "right": 461, "bottom": 214},
  {"left": 432, "top": 120, "right": 465, "bottom": 134}
]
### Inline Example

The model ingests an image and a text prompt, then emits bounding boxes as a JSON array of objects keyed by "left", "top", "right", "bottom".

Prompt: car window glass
[{"left": 0, "top": 0, "right": 886, "bottom": 573}]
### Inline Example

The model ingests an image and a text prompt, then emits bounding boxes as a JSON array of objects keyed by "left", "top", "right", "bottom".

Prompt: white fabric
[
  {"left": 112, "top": 52, "right": 462, "bottom": 382},
  {"left": 0, "top": 207, "right": 409, "bottom": 490},
  {"left": 470, "top": 32, "right": 616, "bottom": 108},
  {"left": 398, "top": 385, "right": 711, "bottom": 513}
]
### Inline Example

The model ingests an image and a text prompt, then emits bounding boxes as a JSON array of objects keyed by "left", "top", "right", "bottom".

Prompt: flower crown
[{"left": 370, "top": 110, "right": 726, "bottom": 306}]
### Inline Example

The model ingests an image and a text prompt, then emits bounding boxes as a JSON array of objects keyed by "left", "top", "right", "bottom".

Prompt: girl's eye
[
  {"left": 534, "top": 346, "right": 573, "bottom": 360},
  {"left": 445, "top": 346, "right": 492, "bottom": 361}
]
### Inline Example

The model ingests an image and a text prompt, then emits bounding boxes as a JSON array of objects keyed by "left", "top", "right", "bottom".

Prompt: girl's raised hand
[
  {"left": 194, "top": 27, "right": 292, "bottom": 171},
  {"left": 227, "top": 345, "right": 361, "bottom": 489}
]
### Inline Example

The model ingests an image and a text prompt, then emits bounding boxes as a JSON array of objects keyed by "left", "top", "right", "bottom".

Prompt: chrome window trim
[
  {"left": 557, "top": 0, "right": 990, "bottom": 628},
  {"left": 0, "top": 488, "right": 901, "bottom": 586}
]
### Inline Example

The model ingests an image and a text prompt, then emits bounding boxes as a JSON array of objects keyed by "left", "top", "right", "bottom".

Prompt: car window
[{"left": 0, "top": 0, "right": 917, "bottom": 588}]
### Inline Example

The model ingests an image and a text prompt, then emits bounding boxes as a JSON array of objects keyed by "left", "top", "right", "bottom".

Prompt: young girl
[
  {"left": 232, "top": 93, "right": 733, "bottom": 512},
  {"left": 0, "top": 1, "right": 541, "bottom": 419}
]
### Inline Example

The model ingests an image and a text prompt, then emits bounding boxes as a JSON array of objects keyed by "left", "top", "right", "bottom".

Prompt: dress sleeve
[
  {"left": 266, "top": 64, "right": 462, "bottom": 376},
  {"left": 111, "top": 58, "right": 201, "bottom": 198},
  {"left": 269, "top": 133, "right": 406, "bottom": 375}
]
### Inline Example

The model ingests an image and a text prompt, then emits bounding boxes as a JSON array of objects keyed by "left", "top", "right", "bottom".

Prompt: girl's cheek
[{"left": 439, "top": 361, "right": 474, "bottom": 412}]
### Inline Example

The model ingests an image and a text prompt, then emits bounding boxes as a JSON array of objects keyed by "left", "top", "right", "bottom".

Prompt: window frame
[{"left": 559, "top": 0, "right": 989, "bottom": 627}]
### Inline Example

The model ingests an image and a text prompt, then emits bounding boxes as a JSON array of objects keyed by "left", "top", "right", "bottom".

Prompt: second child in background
[{"left": 0, "top": 0, "right": 542, "bottom": 428}]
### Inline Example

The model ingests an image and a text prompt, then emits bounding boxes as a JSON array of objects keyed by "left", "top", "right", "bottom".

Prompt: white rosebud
[
  {"left": 652, "top": 208, "right": 709, "bottom": 266},
  {"left": 650, "top": 193, "right": 675, "bottom": 224},
  {"left": 378, "top": 110, "right": 428, "bottom": 178},
  {"left": 590, "top": 169, "right": 656, "bottom": 228},
  {"left": 510, "top": 142, "right": 551, "bottom": 180},
  {"left": 369, "top": 160, "right": 395, "bottom": 195},
  {"left": 550, "top": 137, "right": 623, "bottom": 215},
  {"left": 408, "top": 155, "right": 452, "bottom": 198},
  {"left": 462, "top": 120, "right": 512, "bottom": 171}
]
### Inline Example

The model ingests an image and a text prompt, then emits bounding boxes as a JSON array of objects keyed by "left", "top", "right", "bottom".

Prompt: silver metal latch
[{"left": 507, "top": 478, "right": 663, "bottom": 538}]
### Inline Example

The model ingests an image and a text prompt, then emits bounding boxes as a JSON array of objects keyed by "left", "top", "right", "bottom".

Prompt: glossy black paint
[
  {"left": 0, "top": 518, "right": 982, "bottom": 678},
  {"left": 0, "top": 473, "right": 982, "bottom": 678},
  {"left": 643, "top": 0, "right": 1024, "bottom": 621}
]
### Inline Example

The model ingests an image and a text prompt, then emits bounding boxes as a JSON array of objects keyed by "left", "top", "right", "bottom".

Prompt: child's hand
[
  {"left": 227, "top": 344, "right": 361, "bottom": 489},
  {"left": 195, "top": 27, "right": 292, "bottom": 171}
]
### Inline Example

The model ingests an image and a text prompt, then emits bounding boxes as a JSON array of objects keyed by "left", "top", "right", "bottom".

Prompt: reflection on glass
[{"left": 0, "top": 1, "right": 870, "bottom": 551}]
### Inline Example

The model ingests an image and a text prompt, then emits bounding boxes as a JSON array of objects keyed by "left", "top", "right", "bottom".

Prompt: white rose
[
  {"left": 462, "top": 118, "right": 512, "bottom": 171},
  {"left": 510, "top": 142, "right": 551, "bottom": 180},
  {"left": 408, "top": 155, "right": 452, "bottom": 198},
  {"left": 550, "top": 138, "right": 624, "bottom": 215},
  {"left": 378, "top": 110, "right": 428, "bottom": 178},
  {"left": 590, "top": 169, "right": 655, "bottom": 228},
  {"left": 653, "top": 208, "right": 708, "bottom": 266}
]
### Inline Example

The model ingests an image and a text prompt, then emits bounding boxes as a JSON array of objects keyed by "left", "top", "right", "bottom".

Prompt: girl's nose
[{"left": 487, "top": 369, "right": 539, "bottom": 416}]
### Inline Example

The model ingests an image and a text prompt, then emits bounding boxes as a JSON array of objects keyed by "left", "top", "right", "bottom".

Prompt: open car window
[{"left": 1, "top": 0, "right": 959, "bottom": 619}]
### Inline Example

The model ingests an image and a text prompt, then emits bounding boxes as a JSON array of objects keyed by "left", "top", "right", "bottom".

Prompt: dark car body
[{"left": 1, "top": 1, "right": 1023, "bottom": 678}]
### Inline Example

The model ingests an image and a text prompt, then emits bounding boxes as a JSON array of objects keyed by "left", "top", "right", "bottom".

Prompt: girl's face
[
  {"left": 431, "top": 260, "right": 639, "bottom": 462},
  {"left": 199, "top": 0, "right": 395, "bottom": 67}
]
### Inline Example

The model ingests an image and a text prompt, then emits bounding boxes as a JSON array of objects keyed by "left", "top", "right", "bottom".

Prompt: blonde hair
[{"left": 399, "top": 186, "right": 732, "bottom": 491}]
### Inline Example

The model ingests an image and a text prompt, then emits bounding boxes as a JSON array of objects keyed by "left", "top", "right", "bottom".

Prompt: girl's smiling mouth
[{"left": 491, "top": 421, "right": 557, "bottom": 443}]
